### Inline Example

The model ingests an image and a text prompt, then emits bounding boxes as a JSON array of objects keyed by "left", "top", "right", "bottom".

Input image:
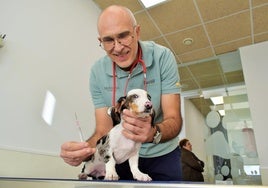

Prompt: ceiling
[{"left": 93, "top": 0, "right": 268, "bottom": 116}]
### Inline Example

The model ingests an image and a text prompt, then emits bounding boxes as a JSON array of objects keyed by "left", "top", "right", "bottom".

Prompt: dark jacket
[{"left": 181, "top": 148, "right": 204, "bottom": 182}]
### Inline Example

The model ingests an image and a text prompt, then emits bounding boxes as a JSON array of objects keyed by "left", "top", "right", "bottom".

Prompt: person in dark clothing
[{"left": 179, "top": 138, "right": 205, "bottom": 182}]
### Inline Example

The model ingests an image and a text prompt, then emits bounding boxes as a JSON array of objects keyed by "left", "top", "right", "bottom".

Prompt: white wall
[
  {"left": 183, "top": 99, "right": 210, "bottom": 182},
  {"left": 0, "top": 0, "right": 103, "bottom": 179},
  {"left": 0, "top": 0, "right": 104, "bottom": 155},
  {"left": 239, "top": 41, "right": 268, "bottom": 185}
]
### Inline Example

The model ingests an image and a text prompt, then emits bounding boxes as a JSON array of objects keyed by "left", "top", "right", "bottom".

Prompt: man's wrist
[
  {"left": 152, "top": 125, "right": 162, "bottom": 144},
  {"left": 150, "top": 126, "right": 157, "bottom": 142}
]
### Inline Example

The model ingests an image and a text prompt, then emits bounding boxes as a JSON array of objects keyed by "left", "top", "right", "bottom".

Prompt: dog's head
[
  {"left": 124, "top": 89, "right": 154, "bottom": 117},
  {"left": 108, "top": 89, "right": 154, "bottom": 126}
]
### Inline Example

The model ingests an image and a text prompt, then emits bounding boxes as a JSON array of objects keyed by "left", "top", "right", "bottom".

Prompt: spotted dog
[{"left": 78, "top": 89, "right": 154, "bottom": 181}]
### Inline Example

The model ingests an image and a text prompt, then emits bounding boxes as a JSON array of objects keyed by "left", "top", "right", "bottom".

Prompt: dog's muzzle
[{"left": 144, "top": 101, "right": 153, "bottom": 112}]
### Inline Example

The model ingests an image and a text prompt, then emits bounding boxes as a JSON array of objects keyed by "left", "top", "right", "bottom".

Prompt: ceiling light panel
[
  {"left": 140, "top": 0, "right": 167, "bottom": 8},
  {"left": 210, "top": 96, "right": 224, "bottom": 105},
  {"left": 218, "top": 110, "right": 225, "bottom": 116}
]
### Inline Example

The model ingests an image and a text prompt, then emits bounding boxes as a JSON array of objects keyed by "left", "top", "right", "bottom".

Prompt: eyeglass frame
[{"left": 98, "top": 26, "right": 137, "bottom": 51}]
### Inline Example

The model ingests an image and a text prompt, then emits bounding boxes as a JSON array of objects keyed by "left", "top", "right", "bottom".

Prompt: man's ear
[{"left": 135, "top": 25, "right": 141, "bottom": 40}]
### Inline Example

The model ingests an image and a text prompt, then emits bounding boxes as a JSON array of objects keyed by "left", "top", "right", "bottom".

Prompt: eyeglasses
[{"left": 99, "top": 27, "right": 136, "bottom": 51}]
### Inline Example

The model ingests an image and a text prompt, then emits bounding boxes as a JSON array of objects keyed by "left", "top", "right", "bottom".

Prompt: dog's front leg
[
  {"left": 128, "top": 153, "right": 152, "bottom": 181},
  {"left": 104, "top": 157, "right": 119, "bottom": 180}
]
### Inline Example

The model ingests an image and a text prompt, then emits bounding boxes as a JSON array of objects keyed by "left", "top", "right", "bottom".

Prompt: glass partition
[{"left": 187, "top": 85, "right": 262, "bottom": 185}]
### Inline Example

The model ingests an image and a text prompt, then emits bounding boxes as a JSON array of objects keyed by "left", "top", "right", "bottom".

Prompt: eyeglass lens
[{"left": 99, "top": 31, "right": 134, "bottom": 50}]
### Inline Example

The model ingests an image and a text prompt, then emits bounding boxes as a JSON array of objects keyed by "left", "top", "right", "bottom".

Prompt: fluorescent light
[
  {"left": 210, "top": 96, "right": 224, "bottom": 105},
  {"left": 218, "top": 110, "right": 225, "bottom": 116},
  {"left": 140, "top": 0, "right": 167, "bottom": 8},
  {"left": 202, "top": 88, "right": 227, "bottom": 99}
]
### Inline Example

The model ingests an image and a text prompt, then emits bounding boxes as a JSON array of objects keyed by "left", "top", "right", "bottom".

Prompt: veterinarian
[
  {"left": 60, "top": 5, "right": 183, "bottom": 181},
  {"left": 179, "top": 138, "right": 205, "bottom": 182}
]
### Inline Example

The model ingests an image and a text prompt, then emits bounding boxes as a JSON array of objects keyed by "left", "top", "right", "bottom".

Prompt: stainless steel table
[{"left": 0, "top": 177, "right": 266, "bottom": 188}]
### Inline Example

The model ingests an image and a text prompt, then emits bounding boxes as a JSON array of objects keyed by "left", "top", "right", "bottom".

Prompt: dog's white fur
[{"left": 79, "top": 89, "right": 153, "bottom": 181}]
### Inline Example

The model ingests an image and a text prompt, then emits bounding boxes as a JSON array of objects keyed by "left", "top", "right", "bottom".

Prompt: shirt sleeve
[
  {"left": 89, "top": 63, "right": 106, "bottom": 108},
  {"left": 159, "top": 47, "right": 181, "bottom": 94}
]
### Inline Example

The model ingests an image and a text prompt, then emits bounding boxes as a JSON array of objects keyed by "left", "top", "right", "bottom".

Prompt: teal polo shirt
[{"left": 90, "top": 41, "right": 181, "bottom": 158}]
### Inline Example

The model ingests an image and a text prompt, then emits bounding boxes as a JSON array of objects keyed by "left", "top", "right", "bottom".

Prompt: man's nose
[{"left": 113, "top": 39, "right": 124, "bottom": 51}]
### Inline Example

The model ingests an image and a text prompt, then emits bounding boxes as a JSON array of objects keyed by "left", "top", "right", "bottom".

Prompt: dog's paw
[
  {"left": 78, "top": 173, "right": 89, "bottom": 180},
  {"left": 104, "top": 170, "right": 119, "bottom": 180},
  {"left": 133, "top": 172, "right": 152, "bottom": 181}
]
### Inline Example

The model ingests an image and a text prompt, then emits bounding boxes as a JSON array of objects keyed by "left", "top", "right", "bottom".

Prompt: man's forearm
[
  {"left": 156, "top": 117, "right": 182, "bottom": 142},
  {"left": 86, "top": 133, "right": 103, "bottom": 148}
]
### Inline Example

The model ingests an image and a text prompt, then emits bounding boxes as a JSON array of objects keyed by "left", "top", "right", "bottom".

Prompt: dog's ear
[
  {"left": 109, "top": 96, "right": 127, "bottom": 126},
  {"left": 117, "top": 96, "right": 126, "bottom": 104},
  {"left": 120, "top": 95, "right": 132, "bottom": 113},
  {"left": 151, "top": 109, "right": 156, "bottom": 127},
  {"left": 109, "top": 107, "right": 121, "bottom": 126},
  {"left": 117, "top": 96, "right": 127, "bottom": 113}
]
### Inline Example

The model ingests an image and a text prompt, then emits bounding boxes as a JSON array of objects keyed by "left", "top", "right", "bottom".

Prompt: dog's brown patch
[{"left": 129, "top": 102, "right": 139, "bottom": 114}]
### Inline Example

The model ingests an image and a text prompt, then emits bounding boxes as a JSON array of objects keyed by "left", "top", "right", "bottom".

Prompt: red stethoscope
[{"left": 112, "top": 46, "right": 147, "bottom": 106}]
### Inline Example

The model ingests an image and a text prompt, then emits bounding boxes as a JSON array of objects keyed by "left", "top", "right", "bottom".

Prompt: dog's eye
[
  {"left": 133, "top": 94, "right": 139, "bottom": 99},
  {"left": 147, "top": 94, "right": 151, "bottom": 100}
]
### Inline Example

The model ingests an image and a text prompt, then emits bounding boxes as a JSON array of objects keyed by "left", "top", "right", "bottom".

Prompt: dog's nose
[{"left": 145, "top": 101, "right": 152, "bottom": 110}]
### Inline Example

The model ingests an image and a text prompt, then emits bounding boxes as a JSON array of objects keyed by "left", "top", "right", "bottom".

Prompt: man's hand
[
  {"left": 121, "top": 109, "right": 155, "bottom": 143},
  {"left": 60, "top": 141, "right": 96, "bottom": 166}
]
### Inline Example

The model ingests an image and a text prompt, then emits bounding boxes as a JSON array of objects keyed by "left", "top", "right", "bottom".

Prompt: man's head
[
  {"left": 179, "top": 138, "right": 192, "bottom": 151},
  {"left": 97, "top": 5, "right": 140, "bottom": 69}
]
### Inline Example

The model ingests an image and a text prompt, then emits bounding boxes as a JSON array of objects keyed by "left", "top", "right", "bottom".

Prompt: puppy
[{"left": 78, "top": 89, "right": 154, "bottom": 181}]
